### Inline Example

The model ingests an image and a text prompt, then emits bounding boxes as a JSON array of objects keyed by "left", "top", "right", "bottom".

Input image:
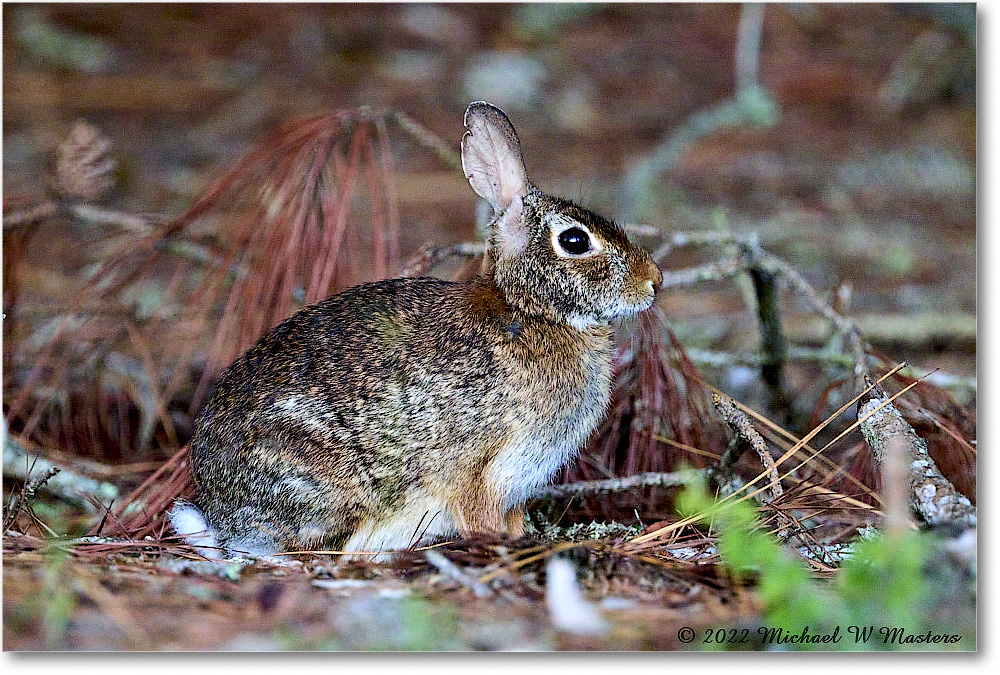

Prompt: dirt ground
[{"left": 3, "top": 3, "right": 976, "bottom": 652}]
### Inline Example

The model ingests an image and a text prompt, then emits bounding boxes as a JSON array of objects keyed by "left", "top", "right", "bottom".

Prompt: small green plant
[
  {"left": 394, "top": 596, "right": 463, "bottom": 651},
  {"left": 676, "top": 478, "right": 974, "bottom": 651},
  {"left": 4, "top": 548, "right": 77, "bottom": 650}
]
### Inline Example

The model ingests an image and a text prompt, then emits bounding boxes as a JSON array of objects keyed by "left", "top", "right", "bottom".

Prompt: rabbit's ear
[{"left": 462, "top": 102, "right": 528, "bottom": 213}]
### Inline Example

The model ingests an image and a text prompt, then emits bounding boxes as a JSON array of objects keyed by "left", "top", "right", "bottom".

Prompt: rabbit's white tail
[{"left": 168, "top": 500, "right": 221, "bottom": 559}]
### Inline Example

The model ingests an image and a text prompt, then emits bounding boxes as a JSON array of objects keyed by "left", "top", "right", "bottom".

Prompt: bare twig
[
  {"left": 626, "top": 366, "right": 906, "bottom": 549},
  {"left": 424, "top": 549, "right": 493, "bottom": 598},
  {"left": 390, "top": 110, "right": 463, "bottom": 171},
  {"left": 735, "top": 2, "right": 766, "bottom": 93},
  {"left": 3, "top": 463, "right": 60, "bottom": 531},
  {"left": 622, "top": 223, "right": 662, "bottom": 237},
  {"left": 400, "top": 242, "right": 486, "bottom": 278},
  {"left": 3, "top": 200, "right": 57, "bottom": 229},
  {"left": 651, "top": 229, "right": 748, "bottom": 260},
  {"left": 67, "top": 203, "right": 155, "bottom": 234},
  {"left": 660, "top": 256, "right": 745, "bottom": 289},
  {"left": 756, "top": 251, "right": 868, "bottom": 381},
  {"left": 533, "top": 471, "right": 688, "bottom": 501}
]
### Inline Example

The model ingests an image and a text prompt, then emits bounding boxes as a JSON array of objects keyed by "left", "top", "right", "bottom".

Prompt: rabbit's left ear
[{"left": 462, "top": 102, "right": 528, "bottom": 214}]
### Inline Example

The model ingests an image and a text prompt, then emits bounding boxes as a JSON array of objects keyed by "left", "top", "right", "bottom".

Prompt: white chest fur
[
  {"left": 488, "top": 336, "right": 613, "bottom": 510},
  {"left": 489, "top": 433, "right": 586, "bottom": 510}
]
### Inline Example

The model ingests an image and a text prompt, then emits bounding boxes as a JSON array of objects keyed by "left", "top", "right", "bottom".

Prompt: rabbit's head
[{"left": 462, "top": 102, "right": 663, "bottom": 329}]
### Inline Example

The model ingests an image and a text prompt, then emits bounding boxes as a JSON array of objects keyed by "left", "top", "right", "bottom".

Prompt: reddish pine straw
[{"left": 5, "top": 109, "right": 402, "bottom": 462}]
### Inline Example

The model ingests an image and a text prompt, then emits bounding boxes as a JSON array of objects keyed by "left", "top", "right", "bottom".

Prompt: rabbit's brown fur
[{"left": 174, "top": 102, "right": 662, "bottom": 560}]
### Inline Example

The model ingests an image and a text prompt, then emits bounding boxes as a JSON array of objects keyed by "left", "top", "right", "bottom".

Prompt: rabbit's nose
[{"left": 643, "top": 259, "right": 664, "bottom": 293}]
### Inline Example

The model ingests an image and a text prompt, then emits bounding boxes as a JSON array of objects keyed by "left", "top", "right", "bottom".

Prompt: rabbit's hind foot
[{"left": 338, "top": 496, "right": 456, "bottom": 563}]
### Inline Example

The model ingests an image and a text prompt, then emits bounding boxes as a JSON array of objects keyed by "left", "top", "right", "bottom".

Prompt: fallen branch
[
  {"left": 748, "top": 265, "right": 790, "bottom": 414},
  {"left": 858, "top": 383, "right": 975, "bottom": 528},
  {"left": 712, "top": 394, "right": 783, "bottom": 504},
  {"left": 3, "top": 433, "right": 119, "bottom": 514}
]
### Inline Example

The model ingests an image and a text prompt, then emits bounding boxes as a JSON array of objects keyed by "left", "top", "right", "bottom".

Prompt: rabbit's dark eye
[{"left": 557, "top": 227, "right": 592, "bottom": 255}]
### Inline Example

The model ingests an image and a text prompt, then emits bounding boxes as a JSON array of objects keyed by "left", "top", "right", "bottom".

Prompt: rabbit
[{"left": 170, "top": 101, "right": 663, "bottom": 561}]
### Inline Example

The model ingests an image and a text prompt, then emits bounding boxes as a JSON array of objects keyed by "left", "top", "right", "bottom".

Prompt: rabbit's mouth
[
  {"left": 630, "top": 295, "right": 657, "bottom": 315},
  {"left": 604, "top": 289, "right": 657, "bottom": 321},
  {"left": 568, "top": 292, "right": 654, "bottom": 329},
  {"left": 628, "top": 279, "right": 660, "bottom": 311}
]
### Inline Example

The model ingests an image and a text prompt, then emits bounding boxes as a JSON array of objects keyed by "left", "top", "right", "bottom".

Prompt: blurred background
[{"left": 3, "top": 2, "right": 976, "bottom": 459}]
